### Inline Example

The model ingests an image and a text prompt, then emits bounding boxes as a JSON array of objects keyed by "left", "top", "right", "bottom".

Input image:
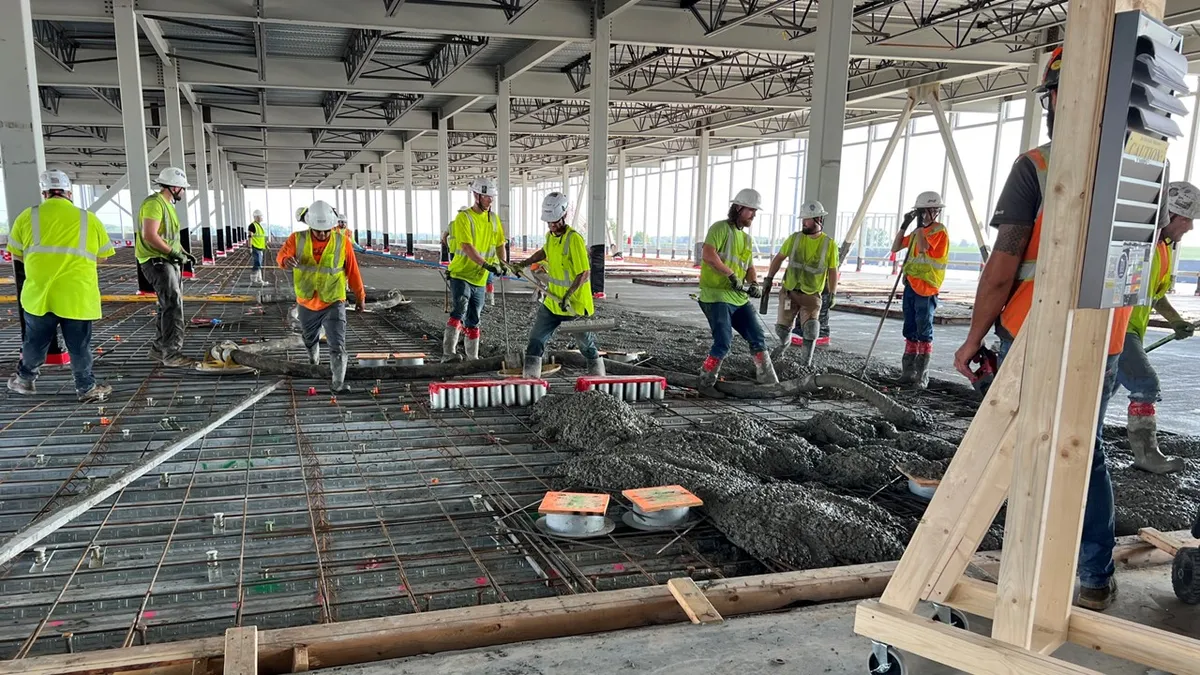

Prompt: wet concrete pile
[{"left": 537, "top": 393, "right": 907, "bottom": 568}]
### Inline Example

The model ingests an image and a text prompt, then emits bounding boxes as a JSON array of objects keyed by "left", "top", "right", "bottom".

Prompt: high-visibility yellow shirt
[
  {"left": 448, "top": 208, "right": 500, "bottom": 287},
  {"left": 1128, "top": 240, "right": 1173, "bottom": 341},
  {"left": 779, "top": 232, "right": 838, "bottom": 295},
  {"left": 135, "top": 193, "right": 180, "bottom": 264},
  {"left": 5, "top": 197, "right": 115, "bottom": 321},
  {"left": 542, "top": 227, "right": 593, "bottom": 316},
  {"left": 249, "top": 222, "right": 267, "bottom": 250},
  {"left": 291, "top": 230, "right": 349, "bottom": 304},
  {"left": 699, "top": 220, "right": 753, "bottom": 305}
]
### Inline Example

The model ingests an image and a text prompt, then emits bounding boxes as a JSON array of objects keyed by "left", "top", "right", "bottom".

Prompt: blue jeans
[
  {"left": 1116, "top": 332, "right": 1158, "bottom": 404},
  {"left": 700, "top": 301, "right": 766, "bottom": 359},
  {"left": 449, "top": 277, "right": 486, "bottom": 329},
  {"left": 902, "top": 282, "right": 937, "bottom": 342},
  {"left": 251, "top": 248, "right": 264, "bottom": 271},
  {"left": 19, "top": 312, "right": 96, "bottom": 393},
  {"left": 525, "top": 304, "right": 599, "bottom": 359},
  {"left": 998, "top": 338, "right": 1118, "bottom": 589}
]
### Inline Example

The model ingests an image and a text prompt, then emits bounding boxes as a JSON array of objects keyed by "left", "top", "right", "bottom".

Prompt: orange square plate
[
  {"left": 622, "top": 485, "right": 703, "bottom": 512},
  {"left": 538, "top": 491, "right": 610, "bottom": 515}
]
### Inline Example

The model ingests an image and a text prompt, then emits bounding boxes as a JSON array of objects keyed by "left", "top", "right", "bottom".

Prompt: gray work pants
[
  {"left": 140, "top": 259, "right": 185, "bottom": 356},
  {"left": 298, "top": 301, "right": 347, "bottom": 361}
]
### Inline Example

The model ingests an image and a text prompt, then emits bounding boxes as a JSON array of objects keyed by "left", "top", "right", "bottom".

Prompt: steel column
[
  {"left": 521, "top": 173, "right": 530, "bottom": 250},
  {"left": 192, "top": 111, "right": 213, "bottom": 262},
  {"left": 804, "top": 0, "right": 852, "bottom": 237},
  {"left": 164, "top": 62, "right": 194, "bottom": 277},
  {"left": 587, "top": 12, "right": 612, "bottom": 294},
  {"left": 615, "top": 148, "right": 627, "bottom": 256},
  {"left": 839, "top": 93, "right": 917, "bottom": 260},
  {"left": 438, "top": 118, "right": 450, "bottom": 263},
  {"left": 1185, "top": 88, "right": 1200, "bottom": 183},
  {"left": 404, "top": 143, "right": 415, "bottom": 255},
  {"left": 498, "top": 77, "right": 512, "bottom": 260},
  {"left": 351, "top": 173, "right": 360, "bottom": 243},
  {"left": 693, "top": 132, "right": 710, "bottom": 264},
  {"left": 211, "top": 140, "right": 226, "bottom": 256},
  {"left": 223, "top": 160, "right": 234, "bottom": 250},
  {"left": 364, "top": 166, "right": 374, "bottom": 249},
  {"left": 114, "top": 0, "right": 151, "bottom": 204},
  {"left": 926, "top": 90, "right": 989, "bottom": 261},
  {"left": 381, "top": 160, "right": 390, "bottom": 250}
]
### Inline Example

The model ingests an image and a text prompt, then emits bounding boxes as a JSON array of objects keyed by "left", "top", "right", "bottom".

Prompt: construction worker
[
  {"left": 248, "top": 209, "right": 268, "bottom": 286},
  {"left": 511, "top": 192, "right": 604, "bottom": 378},
  {"left": 764, "top": 200, "right": 839, "bottom": 364},
  {"left": 953, "top": 46, "right": 1128, "bottom": 611},
  {"left": 277, "top": 200, "right": 365, "bottom": 393},
  {"left": 335, "top": 213, "right": 357, "bottom": 247},
  {"left": 443, "top": 178, "right": 508, "bottom": 361},
  {"left": 137, "top": 166, "right": 196, "bottom": 367},
  {"left": 697, "top": 189, "right": 778, "bottom": 391},
  {"left": 295, "top": 206, "right": 309, "bottom": 227},
  {"left": 5, "top": 170, "right": 114, "bottom": 402},
  {"left": 440, "top": 206, "right": 468, "bottom": 264},
  {"left": 1117, "top": 181, "right": 1199, "bottom": 474},
  {"left": 891, "top": 191, "right": 950, "bottom": 389}
]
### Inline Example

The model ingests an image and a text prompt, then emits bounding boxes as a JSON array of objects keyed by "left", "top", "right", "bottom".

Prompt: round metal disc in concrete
[
  {"left": 534, "top": 515, "right": 615, "bottom": 539},
  {"left": 621, "top": 511, "right": 701, "bottom": 532}
]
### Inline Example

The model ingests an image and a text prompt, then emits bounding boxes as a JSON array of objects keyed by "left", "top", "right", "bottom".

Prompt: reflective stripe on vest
[
  {"left": 293, "top": 231, "right": 347, "bottom": 302},
  {"left": 720, "top": 221, "right": 750, "bottom": 276},
  {"left": 455, "top": 210, "right": 496, "bottom": 256},
  {"left": 545, "top": 230, "right": 575, "bottom": 289},
  {"left": 789, "top": 235, "right": 829, "bottom": 275},
  {"left": 1014, "top": 146, "right": 1050, "bottom": 281},
  {"left": 26, "top": 206, "right": 94, "bottom": 261}
]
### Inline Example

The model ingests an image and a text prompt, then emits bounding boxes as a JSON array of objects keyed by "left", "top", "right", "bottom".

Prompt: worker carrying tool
[
  {"left": 952, "top": 46, "right": 1126, "bottom": 611},
  {"left": 891, "top": 191, "right": 950, "bottom": 389},
  {"left": 763, "top": 199, "right": 839, "bottom": 365},
  {"left": 277, "top": 200, "right": 365, "bottom": 393},
  {"left": 510, "top": 191, "right": 605, "bottom": 379},
  {"left": 248, "top": 209, "right": 268, "bottom": 286},
  {"left": 697, "top": 188, "right": 778, "bottom": 391},
  {"left": 443, "top": 178, "right": 509, "bottom": 361},
  {"left": 137, "top": 166, "right": 196, "bottom": 368},
  {"left": 5, "top": 170, "right": 115, "bottom": 402},
  {"left": 1116, "top": 181, "right": 1199, "bottom": 474}
]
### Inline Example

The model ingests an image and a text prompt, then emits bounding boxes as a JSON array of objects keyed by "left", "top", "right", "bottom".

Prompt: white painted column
[
  {"left": 404, "top": 142, "right": 415, "bottom": 255},
  {"left": 351, "top": 173, "right": 360, "bottom": 242},
  {"left": 211, "top": 142, "right": 226, "bottom": 256},
  {"left": 0, "top": 0, "right": 45, "bottom": 217},
  {"left": 693, "top": 132, "right": 710, "bottom": 264},
  {"left": 438, "top": 117, "right": 451, "bottom": 261},
  {"left": 562, "top": 163, "right": 570, "bottom": 197},
  {"left": 164, "top": 63, "right": 194, "bottom": 273},
  {"left": 114, "top": 0, "right": 150, "bottom": 204},
  {"left": 498, "top": 77, "right": 512, "bottom": 260},
  {"left": 804, "top": 0, "right": 852, "bottom": 237},
  {"left": 615, "top": 148, "right": 627, "bottom": 256},
  {"left": 364, "top": 166, "right": 374, "bottom": 248},
  {"left": 521, "top": 173, "right": 531, "bottom": 249},
  {"left": 588, "top": 8, "right": 612, "bottom": 295},
  {"left": 380, "top": 159, "right": 391, "bottom": 250}
]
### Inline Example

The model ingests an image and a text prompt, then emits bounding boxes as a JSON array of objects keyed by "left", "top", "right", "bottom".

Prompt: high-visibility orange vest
[{"left": 997, "top": 144, "right": 1131, "bottom": 356}]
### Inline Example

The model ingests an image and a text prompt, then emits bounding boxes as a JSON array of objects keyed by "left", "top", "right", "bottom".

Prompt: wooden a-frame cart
[{"left": 853, "top": 0, "right": 1200, "bottom": 672}]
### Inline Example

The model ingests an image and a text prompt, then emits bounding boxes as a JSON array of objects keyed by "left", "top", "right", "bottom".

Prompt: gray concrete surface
[
  {"left": 362, "top": 263, "right": 1200, "bottom": 434},
  {"left": 321, "top": 564, "right": 1196, "bottom": 675}
]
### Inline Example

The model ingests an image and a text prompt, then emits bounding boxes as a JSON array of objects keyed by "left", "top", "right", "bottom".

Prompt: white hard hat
[
  {"left": 295, "top": 206, "right": 309, "bottom": 222},
  {"left": 799, "top": 200, "right": 828, "bottom": 219},
  {"left": 912, "top": 191, "right": 945, "bottom": 210},
  {"left": 1168, "top": 181, "right": 1200, "bottom": 220},
  {"left": 541, "top": 191, "right": 569, "bottom": 223},
  {"left": 154, "top": 166, "right": 190, "bottom": 189},
  {"left": 470, "top": 177, "right": 497, "bottom": 197},
  {"left": 252, "top": 209, "right": 263, "bottom": 218},
  {"left": 731, "top": 188, "right": 762, "bottom": 211},
  {"left": 305, "top": 200, "right": 337, "bottom": 231},
  {"left": 39, "top": 169, "right": 72, "bottom": 192}
]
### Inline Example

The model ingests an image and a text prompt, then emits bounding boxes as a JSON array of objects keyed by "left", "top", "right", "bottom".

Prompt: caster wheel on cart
[
  {"left": 931, "top": 606, "right": 969, "bottom": 631},
  {"left": 1172, "top": 546, "right": 1200, "bottom": 604},
  {"left": 868, "top": 643, "right": 906, "bottom": 674}
]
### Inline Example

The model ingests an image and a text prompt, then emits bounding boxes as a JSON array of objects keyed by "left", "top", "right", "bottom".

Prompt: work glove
[
  {"left": 1173, "top": 321, "right": 1195, "bottom": 340},
  {"left": 484, "top": 262, "right": 505, "bottom": 277},
  {"left": 168, "top": 249, "right": 196, "bottom": 267},
  {"left": 727, "top": 273, "right": 741, "bottom": 290},
  {"left": 746, "top": 282, "right": 762, "bottom": 299},
  {"left": 899, "top": 210, "right": 917, "bottom": 230},
  {"left": 558, "top": 297, "right": 571, "bottom": 314},
  {"left": 826, "top": 294, "right": 837, "bottom": 309},
  {"left": 509, "top": 260, "right": 527, "bottom": 276}
]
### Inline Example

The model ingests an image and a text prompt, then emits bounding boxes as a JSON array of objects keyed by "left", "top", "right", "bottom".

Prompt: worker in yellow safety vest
[
  {"left": 278, "top": 201, "right": 365, "bottom": 393},
  {"left": 1116, "top": 181, "right": 1200, "bottom": 474},
  {"left": 136, "top": 166, "right": 196, "bottom": 367},
  {"left": 5, "top": 170, "right": 115, "bottom": 402},
  {"left": 697, "top": 188, "right": 777, "bottom": 392},
  {"left": 764, "top": 199, "right": 839, "bottom": 365},
  {"left": 248, "top": 209, "right": 268, "bottom": 286},
  {"left": 443, "top": 178, "right": 509, "bottom": 361},
  {"left": 510, "top": 191, "right": 604, "bottom": 378},
  {"left": 890, "top": 191, "right": 951, "bottom": 388}
]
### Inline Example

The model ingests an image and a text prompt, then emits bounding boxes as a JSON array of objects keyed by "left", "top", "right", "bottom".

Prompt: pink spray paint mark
[
  {"left": 141, "top": 610, "right": 158, "bottom": 619},
  {"left": 48, "top": 620, "right": 64, "bottom": 628},
  {"left": 612, "top": 563, "right": 626, "bottom": 572},
  {"left": 475, "top": 576, "right": 488, "bottom": 586},
  {"left": 397, "top": 584, "right": 407, "bottom": 593},
  {"left": 230, "top": 602, "right": 241, "bottom": 609}
]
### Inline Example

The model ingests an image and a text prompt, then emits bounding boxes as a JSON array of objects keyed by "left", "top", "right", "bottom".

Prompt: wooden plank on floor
[
  {"left": 223, "top": 627, "right": 258, "bottom": 675},
  {"left": 0, "top": 637, "right": 225, "bottom": 675},
  {"left": 290, "top": 645, "right": 309, "bottom": 673},
  {"left": 854, "top": 602, "right": 1099, "bottom": 675},
  {"left": 667, "top": 577, "right": 723, "bottom": 624},
  {"left": 1138, "top": 527, "right": 1186, "bottom": 556}
]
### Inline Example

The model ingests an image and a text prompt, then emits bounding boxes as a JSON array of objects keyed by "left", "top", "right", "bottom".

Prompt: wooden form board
[
  {"left": 222, "top": 627, "right": 258, "bottom": 675},
  {"left": 666, "top": 577, "right": 723, "bottom": 624},
  {"left": 856, "top": 0, "right": 1200, "bottom": 671}
]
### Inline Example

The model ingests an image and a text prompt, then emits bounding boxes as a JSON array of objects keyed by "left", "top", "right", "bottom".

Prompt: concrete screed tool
[{"left": 1144, "top": 319, "right": 1200, "bottom": 354}]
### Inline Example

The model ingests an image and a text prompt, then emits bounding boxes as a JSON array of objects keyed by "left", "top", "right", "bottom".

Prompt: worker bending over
[
  {"left": 953, "top": 47, "right": 1125, "bottom": 611},
  {"left": 1117, "top": 181, "right": 1199, "bottom": 473},
  {"left": 512, "top": 192, "right": 604, "bottom": 378},
  {"left": 6, "top": 170, "right": 114, "bottom": 402},
  {"left": 443, "top": 178, "right": 508, "bottom": 361},
  {"left": 137, "top": 167, "right": 196, "bottom": 367},
  {"left": 278, "top": 201, "right": 365, "bottom": 393},
  {"left": 891, "top": 191, "right": 950, "bottom": 388},
  {"left": 764, "top": 200, "right": 839, "bottom": 364},
  {"left": 248, "top": 209, "right": 268, "bottom": 286},
  {"left": 697, "top": 189, "right": 778, "bottom": 391}
]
